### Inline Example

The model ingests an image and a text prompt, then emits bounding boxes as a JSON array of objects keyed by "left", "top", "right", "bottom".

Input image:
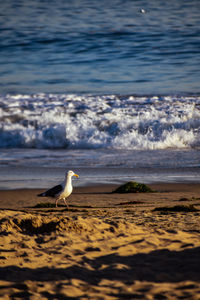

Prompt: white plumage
[{"left": 37, "top": 170, "right": 79, "bottom": 208}]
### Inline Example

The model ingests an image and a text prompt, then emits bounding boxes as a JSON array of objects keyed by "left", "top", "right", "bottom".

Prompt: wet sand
[{"left": 0, "top": 183, "right": 200, "bottom": 299}]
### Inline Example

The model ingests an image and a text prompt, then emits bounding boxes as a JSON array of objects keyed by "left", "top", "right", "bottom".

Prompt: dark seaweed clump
[
  {"left": 116, "top": 200, "right": 144, "bottom": 206},
  {"left": 33, "top": 203, "right": 92, "bottom": 209},
  {"left": 153, "top": 205, "right": 199, "bottom": 212},
  {"left": 34, "top": 202, "right": 59, "bottom": 208},
  {"left": 112, "top": 181, "right": 156, "bottom": 194}
]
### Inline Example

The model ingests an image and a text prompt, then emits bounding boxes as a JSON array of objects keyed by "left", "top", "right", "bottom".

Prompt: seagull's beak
[{"left": 73, "top": 174, "right": 79, "bottom": 178}]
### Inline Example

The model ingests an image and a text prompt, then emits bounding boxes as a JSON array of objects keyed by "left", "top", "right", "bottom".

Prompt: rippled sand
[{"left": 0, "top": 183, "right": 200, "bottom": 299}]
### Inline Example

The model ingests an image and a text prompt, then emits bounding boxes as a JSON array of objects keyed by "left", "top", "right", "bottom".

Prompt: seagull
[
  {"left": 140, "top": 8, "right": 146, "bottom": 14},
  {"left": 37, "top": 170, "right": 79, "bottom": 208}
]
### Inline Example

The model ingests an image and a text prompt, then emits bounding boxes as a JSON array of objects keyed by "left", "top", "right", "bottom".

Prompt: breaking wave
[{"left": 0, "top": 94, "right": 200, "bottom": 150}]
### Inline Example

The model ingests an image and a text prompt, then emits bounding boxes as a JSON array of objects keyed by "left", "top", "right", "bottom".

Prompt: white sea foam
[{"left": 0, "top": 94, "right": 199, "bottom": 150}]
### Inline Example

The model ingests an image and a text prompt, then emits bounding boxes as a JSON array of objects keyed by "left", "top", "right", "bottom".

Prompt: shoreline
[{"left": 0, "top": 148, "right": 200, "bottom": 190}]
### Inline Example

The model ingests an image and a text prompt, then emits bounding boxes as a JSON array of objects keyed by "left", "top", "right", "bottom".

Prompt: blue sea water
[
  {"left": 0, "top": 0, "right": 200, "bottom": 94},
  {"left": 0, "top": 0, "right": 200, "bottom": 188}
]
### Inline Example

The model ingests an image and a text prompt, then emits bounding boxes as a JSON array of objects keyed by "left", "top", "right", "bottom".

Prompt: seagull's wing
[{"left": 37, "top": 184, "right": 63, "bottom": 198}]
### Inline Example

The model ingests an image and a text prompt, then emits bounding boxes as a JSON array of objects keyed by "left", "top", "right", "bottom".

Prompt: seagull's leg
[
  {"left": 63, "top": 198, "right": 69, "bottom": 210},
  {"left": 55, "top": 198, "right": 59, "bottom": 208}
]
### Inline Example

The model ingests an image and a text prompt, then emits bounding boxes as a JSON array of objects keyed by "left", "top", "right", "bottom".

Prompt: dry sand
[{"left": 0, "top": 183, "right": 200, "bottom": 299}]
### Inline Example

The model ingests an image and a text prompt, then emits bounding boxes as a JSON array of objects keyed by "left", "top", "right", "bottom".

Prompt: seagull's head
[{"left": 67, "top": 170, "right": 79, "bottom": 178}]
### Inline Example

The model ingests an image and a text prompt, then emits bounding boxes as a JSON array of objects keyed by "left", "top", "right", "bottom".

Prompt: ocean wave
[{"left": 0, "top": 94, "right": 200, "bottom": 150}]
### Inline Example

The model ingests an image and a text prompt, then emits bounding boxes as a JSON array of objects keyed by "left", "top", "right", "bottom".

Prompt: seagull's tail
[{"left": 37, "top": 192, "right": 46, "bottom": 197}]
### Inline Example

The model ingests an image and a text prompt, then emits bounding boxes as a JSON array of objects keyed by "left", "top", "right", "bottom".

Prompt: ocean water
[
  {"left": 0, "top": 0, "right": 200, "bottom": 94},
  {"left": 0, "top": 94, "right": 200, "bottom": 150},
  {"left": 0, "top": 0, "right": 200, "bottom": 189}
]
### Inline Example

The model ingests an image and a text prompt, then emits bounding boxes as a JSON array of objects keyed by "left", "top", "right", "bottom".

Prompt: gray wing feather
[{"left": 37, "top": 184, "right": 63, "bottom": 198}]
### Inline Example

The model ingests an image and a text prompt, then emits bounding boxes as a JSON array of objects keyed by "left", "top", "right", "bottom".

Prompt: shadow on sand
[{"left": 0, "top": 246, "right": 200, "bottom": 297}]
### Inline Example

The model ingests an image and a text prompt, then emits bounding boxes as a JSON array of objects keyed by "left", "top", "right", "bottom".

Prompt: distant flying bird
[
  {"left": 140, "top": 8, "right": 146, "bottom": 14},
  {"left": 37, "top": 170, "right": 79, "bottom": 208}
]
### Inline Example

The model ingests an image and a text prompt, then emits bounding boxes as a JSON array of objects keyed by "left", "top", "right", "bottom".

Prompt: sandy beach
[
  {"left": 0, "top": 182, "right": 200, "bottom": 299},
  {"left": 1, "top": 0, "right": 200, "bottom": 298}
]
